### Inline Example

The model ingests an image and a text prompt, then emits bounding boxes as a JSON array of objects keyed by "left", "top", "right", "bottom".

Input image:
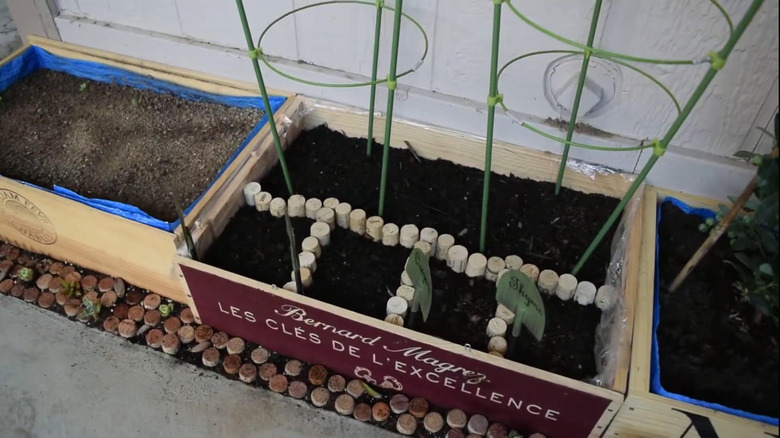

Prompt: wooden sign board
[{"left": 178, "top": 259, "right": 620, "bottom": 438}]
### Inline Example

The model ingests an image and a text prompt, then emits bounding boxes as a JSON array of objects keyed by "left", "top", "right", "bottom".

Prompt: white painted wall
[{"left": 49, "top": 0, "right": 779, "bottom": 199}]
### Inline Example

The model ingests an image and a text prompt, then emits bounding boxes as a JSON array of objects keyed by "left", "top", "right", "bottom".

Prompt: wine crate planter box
[
  {"left": 0, "top": 37, "right": 290, "bottom": 302},
  {"left": 605, "top": 187, "right": 779, "bottom": 438},
  {"left": 176, "top": 95, "right": 645, "bottom": 437}
]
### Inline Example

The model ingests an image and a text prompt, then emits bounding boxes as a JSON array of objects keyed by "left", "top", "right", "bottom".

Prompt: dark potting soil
[
  {"left": 0, "top": 69, "right": 264, "bottom": 221},
  {"left": 657, "top": 202, "right": 779, "bottom": 418},
  {"left": 205, "top": 126, "right": 621, "bottom": 381}
]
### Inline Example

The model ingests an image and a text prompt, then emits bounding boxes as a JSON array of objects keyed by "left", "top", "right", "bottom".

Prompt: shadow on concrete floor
[
  {"left": 1, "top": 0, "right": 22, "bottom": 59},
  {"left": 0, "top": 295, "right": 400, "bottom": 438}
]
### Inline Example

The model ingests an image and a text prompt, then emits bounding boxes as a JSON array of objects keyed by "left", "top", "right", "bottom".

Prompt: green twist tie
[
  {"left": 248, "top": 47, "right": 263, "bottom": 59},
  {"left": 376, "top": 0, "right": 384, "bottom": 7},
  {"left": 387, "top": 77, "right": 397, "bottom": 90},
  {"left": 652, "top": 139, "right": 667, "bottom": 157},
  {"left": 708, "top": 51, "right": 725, "bottom": 71},
  {"left": 487, "top": 94, "right": 503, "bottom": 107}
]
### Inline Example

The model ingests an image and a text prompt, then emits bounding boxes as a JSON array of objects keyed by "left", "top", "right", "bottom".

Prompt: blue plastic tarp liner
[
  {"left": 651, "top": 197, "right": 779, "bottom": 426},
  {"left": 0, "top": 45, "right": 286, "bottom": 232}
]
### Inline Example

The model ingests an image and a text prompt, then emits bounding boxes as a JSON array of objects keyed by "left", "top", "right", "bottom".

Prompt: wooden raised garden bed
[
  {"left": 0, "top": 37, "right": 289, "bottom": 302},
  {"left": 176, "top": 95, "right": 645, "bottom": 437},
  {"left": 606, "top": 187, "right": 779, "bottom": 437}
]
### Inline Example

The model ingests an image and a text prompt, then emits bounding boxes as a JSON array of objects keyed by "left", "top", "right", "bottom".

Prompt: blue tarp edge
[
  {"left": 651, "top": 197, "right": 779, "bottom": 426},
  {"left": 1, "top": 46, "right": 286, "bottom": 231}
]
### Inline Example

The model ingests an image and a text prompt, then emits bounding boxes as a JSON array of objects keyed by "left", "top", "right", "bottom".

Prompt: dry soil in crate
[
  {"left": 657, "top": 202, "right": 779, "bottom": 418},
  {"left": 0, "top": 70, "right": 263, "bottom": 221},
  {"left": 205, "top": 126, "right": 621, "bottom": 381}
]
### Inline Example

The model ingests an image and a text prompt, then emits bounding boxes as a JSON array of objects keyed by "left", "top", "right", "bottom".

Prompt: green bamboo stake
[
  {"left": 366, "top": 0, "right": 384, "bottom": 157},
  {"left": 572, "top": 0, "right": 765, "bottom": 275},
  {"left": 377, "top": 0, "right": 404, "bottom": 216},
  {"left": 479, "top": 0, "right": 503, "bottom": 253},
  {"left": 235, "top": 0, "right": 294, "bottom": 196},
  {"left": 554, "top": 0, "right": 604, "bottom": 196}
]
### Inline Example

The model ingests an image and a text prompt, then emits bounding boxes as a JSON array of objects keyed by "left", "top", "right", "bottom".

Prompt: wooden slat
[{"left": 27, "top": 35, "right": 292, "bottom": 98}]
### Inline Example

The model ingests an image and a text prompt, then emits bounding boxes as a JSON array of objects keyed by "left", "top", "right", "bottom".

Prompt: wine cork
[
  {"left": 386, "top": 296, "right": 408, "bottom": 317},
  {"left": 400, "top": 270, "right": 413, "bottom": 286},
  {"left": 413, "top": 241, "right": 432, "bottom": 257},
  {"left": 254, "top": 192, "right": 272, "bottom": 212},
  {"left": 495, "top": 303, "right": 515, "bottom": 325},
  {"left": 299, "top": 251, "right": 317, "bottom": 273},
  {"left": 488, "top": 351, "right": 504, "bottom": 359},
  {"left": 287, "top": 194, "right": 306, "bottom": 217},
  {"left": 292, "top": 267, "right": 313, "bottom": 288},
  {"left": 282, "top": 281, "right": 299, "bottom": 293},
  {"left": 305, "top": 198, "right": 323, "bottom": 219},
  {"left": 323, "top": 197, "right": 340, "bottom": 209},
  {"left": 311, "top": 222, "right": 331, "bottom": 246},
  {"left": 488, "top": 336, "right": 508, "bottom": 355},
  {"left": 555, "top": 273, "right": 577, "bottom": 301},
  {"left": 486, "top": 317, "right": 507, "bottom": 338},
  {"left": 447, "top": 245, "right": 468, "bottom": 273},
  {"left": 316, "top": 207, "right": 336, "bottom": 230},
  {"left": 385, "top": 314, "right": 404, "bottom": 326},
  {"left": 485, "top": 257, "right": 505, "bottom": 282},
  {"left": 538, "top": 269, "right": 559, "bottom": 295},
  {"left": 465, "top": 253, "right": 487, "bottom": 277},
  {"left": 302, "top": 236, "right": 322, "bottom": 258},
  {"left": 396, "top": 285, "right": 415, "bottom": 305},
  {"left": 366, "top": 216, "right": 384, "bottom": 241},
  {"left": 574, "top": 281, "right": 597, "bottom": 305},
  {"left": 243, "top": 182, "right": 262, "bottom": 206},
  {"left": 270, "top": 197, "right": 287, "bottom": 217},
  {"left": 335, "top": 202, "right": 352, "bottom": 229},
  {"left": 505, "top": 255, "right": 523, "bottom": 270},
  {"left": 400, "top": 224, "right": 420, "bottom": 248},
  {"left": 436, "top": 234, "right": 455, "bottom": 261},
  {"left": 349, "top": 209, "right": 367, "bottom": 234},
  {"left": 382, "top": 223, "right": 399, "bottom": 246},
  {"left": 595, "top": 285, "right": 616, "bottom": 310},
  {"left": 496, "top": 268, "right": 511, "bottom": 283},
  {"left": 520, "top": 264, "right": 540, "bottom": 282},
  {"left": 420, "top": 228, "right": 438, "bottom": 257}
]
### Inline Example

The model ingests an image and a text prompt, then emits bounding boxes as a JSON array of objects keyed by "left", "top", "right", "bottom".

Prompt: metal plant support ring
[
  {"left": 504, "top": 0, "right": 734, "bottom": 65},
  {"left": 495, "top": 49, "right": 683, "bottom": 152},
  {"left": 256, "top": 0, "right": 429, "bottom": 88}
]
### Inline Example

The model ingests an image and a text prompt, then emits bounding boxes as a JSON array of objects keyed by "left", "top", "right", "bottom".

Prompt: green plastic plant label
[
  {"left": 496, "top": 271, "right": 546, "bottom": 341},
  {"left": 405, "top": 248, "right": 433, "bottom": 321}
]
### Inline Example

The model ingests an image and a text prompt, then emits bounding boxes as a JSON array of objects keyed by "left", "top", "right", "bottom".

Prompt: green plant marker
[
  {"left": 174, "top": 199, "right": 198, "bottom": 261},
  {"left": 405, "top": 248, "right": 433, "bottom": 322},
  {"left": 284, "top": 212, "right": 304, "bottom": 294},
  {"left": 496, "top": 271, "right": 545, "bottom": 341},
  {"left": 366, "top": 0, "right": 384, "bottom": 157}
]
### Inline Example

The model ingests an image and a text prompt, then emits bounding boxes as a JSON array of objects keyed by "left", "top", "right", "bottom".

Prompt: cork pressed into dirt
[{"left": 0, "top": 70, "right": 264, "bottom": 221}]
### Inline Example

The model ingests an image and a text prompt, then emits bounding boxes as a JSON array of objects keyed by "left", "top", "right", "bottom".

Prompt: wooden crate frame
[
  {"left": 605, "top": 187, "right": 779, "bottom": 437},
  {"left": 176, "top": 95, "right": 646, "bottom": 437},
  {"left": 0, "top": 37, "right": 293, "bottom": 302}
]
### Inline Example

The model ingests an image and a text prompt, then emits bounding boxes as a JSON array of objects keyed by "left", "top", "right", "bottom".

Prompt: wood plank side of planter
[
  {"left": 605, "top": 187, "right": 779, "bottom": 438},
  {"left": 0, "top": 38, "right": 288, "bottom": 305},
  {"left": 181, "top": 96, "right": 646, "bottom": 437}
]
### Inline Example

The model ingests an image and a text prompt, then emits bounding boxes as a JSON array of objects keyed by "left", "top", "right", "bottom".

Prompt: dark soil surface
[
  {"left": 657, "top": 202, "right": 779, "bottom": 418},
  {"left": 0, "top": 69, "right": 263, "bottom": 221},
  {"left": 204, "top": 126, "right": 621, "bottom": 381}
]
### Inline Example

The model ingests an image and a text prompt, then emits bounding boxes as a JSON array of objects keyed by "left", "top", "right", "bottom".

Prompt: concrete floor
[
  {"left": 0, "top": 295, "right": 400, "bottom": 438},
  {"left": 1, "top": 0, "right": 22, "bottom": 59}
]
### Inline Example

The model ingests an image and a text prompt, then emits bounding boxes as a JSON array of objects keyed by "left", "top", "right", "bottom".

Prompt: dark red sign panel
[{"left": 180, "top": 264, "right": 612, "bottom": 437}]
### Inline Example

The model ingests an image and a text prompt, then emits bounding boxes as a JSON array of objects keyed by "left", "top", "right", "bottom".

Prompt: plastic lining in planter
[
  {"left": 607, "top": 188, "right": 779, "bottom": 437},
  {"left": 174, "top": 96, "right": 646, "bottom": 437},
  {"left": 0, "top": 37, "right": 290, "bottom": 300}
]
